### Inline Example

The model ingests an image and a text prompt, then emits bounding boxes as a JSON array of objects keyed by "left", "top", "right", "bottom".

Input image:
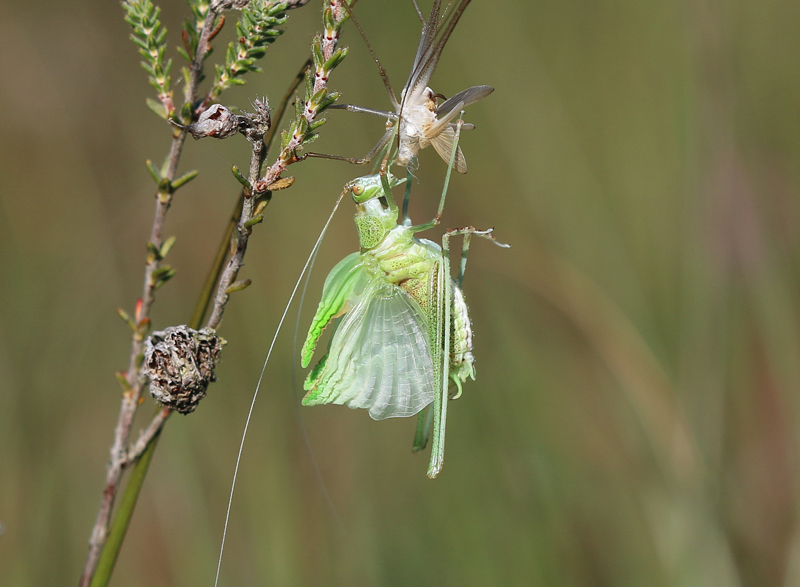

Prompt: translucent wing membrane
[
  {"left": 430, "top": 125, "right": 467, "bottom": 173},
  {"left": 301, "top": 252, "right": 367, "bottom": 368},
  {"left": 303, "top": 276, "right": 436, "bottom": 420},
  {"left": 437, "top": 85, "right": 494, "bottom": 118}
]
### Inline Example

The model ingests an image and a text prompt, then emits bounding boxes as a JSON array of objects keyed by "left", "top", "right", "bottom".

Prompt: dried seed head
[
  {"left": 144, "top": 326, "right": 226, "bottom": 414},
  {"left": 238, "top": 97, "right": 271, "bottom": 142},
  {"left": 187, "top": 104, "right": 240, "bottom": 140}
]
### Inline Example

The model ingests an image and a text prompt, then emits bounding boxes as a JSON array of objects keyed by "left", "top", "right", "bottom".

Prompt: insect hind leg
[
  {"left": 412, "top": 406, "right": 434, "bottom": 452},
  {"left": 442, "top": 226, "right": 510, "bottom": 286}
]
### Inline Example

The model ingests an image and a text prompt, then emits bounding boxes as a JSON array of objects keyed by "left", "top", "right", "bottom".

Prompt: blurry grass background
[{"left": 1, "top": 0, "right": 800, "bottom": 585}]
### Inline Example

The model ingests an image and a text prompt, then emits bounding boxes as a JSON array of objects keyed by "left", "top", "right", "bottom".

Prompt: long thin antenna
[
  {"left": 213, "top": 187, "right": 349, "bottom": 587},
  {"left": 291, "top": 247, "right": 345, "bottom": 533}
]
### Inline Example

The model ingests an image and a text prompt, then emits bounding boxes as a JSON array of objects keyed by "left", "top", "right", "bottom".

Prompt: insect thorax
[
  {"left": 360, "top": 226, "right": 440, "bottom": 315},
  {"left": 354, "top": 197, "right": 397, "bottom": 249}
]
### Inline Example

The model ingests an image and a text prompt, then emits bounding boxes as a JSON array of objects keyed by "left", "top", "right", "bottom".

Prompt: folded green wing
[
  {"left": 301, "top": 252, "right": 367, "bottom": 368},
  {"left": 302, "top": 278, "right": 435, "bottom": 420}
]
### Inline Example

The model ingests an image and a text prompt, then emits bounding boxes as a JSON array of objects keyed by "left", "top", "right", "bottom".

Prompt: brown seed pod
[
  {"left": 144, "top": 326, "right": 226, "bottom": 414},
  {"left": 186, "top": 104, "right": 240, "bottom": 140}
]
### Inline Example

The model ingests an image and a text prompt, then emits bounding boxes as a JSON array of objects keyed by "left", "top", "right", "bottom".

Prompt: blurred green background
[{"left": 2, "top": 0, "right": 800, "bottom": 585}]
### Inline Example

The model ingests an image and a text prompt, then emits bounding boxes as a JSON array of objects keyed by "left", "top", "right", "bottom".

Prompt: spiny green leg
[
  {"left": 427, "top": 253, "right": 451, "bottom": 479},
  {"left": 456, "top": 232, "right": 473, "bottom": 287},
  {"left": 446, "top": 227, "right": 511, "bottom": 256},
  {"left": 412, "top": 406, "right": 434, "bottom": 452},
  {"left": 378, "top": 171, "right": 399, "bottom": 215},
  {"left": 305, "top": 123, "right": 396, "bottom": 169},
  {"left": 372, "top": 131, "right": 398, "bottom": 175},
  {"left": 402, "top": 168, "right": 413, "bottom": 225},
  {"left": 411, "top": 117, "right": 467, "bottom": 475},
  {"left": 425, "top": 228, "right": 509, "bottom": 477},
  {"left": 452, "top": 227, "right": 511, "bottom": 284},
  {"left": 436, "top": 118, "right": 464, "bottom": 221}
]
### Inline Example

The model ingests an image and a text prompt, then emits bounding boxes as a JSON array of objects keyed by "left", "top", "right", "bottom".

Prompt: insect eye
[{"left": 352, "top": 183, "right": 364, "bottom": 196}]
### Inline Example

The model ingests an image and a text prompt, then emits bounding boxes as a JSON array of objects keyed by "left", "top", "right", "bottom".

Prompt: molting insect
[{"left": 300, "top": 121, "right": 508, "bottom": 478}]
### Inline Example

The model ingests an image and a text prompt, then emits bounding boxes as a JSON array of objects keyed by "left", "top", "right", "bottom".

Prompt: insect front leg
[
  {"left": 305, "top": 122, "right": 395, "bottom": 167},
  {"left": 422, "top": 228, "right": 509, "bottom": 474},
  {"left": 409, "top": 118, "right": 465, "bottom": 235},
  {"left": 446, "top": 226, "right": 511, "bottom": 287},
  {"left": 412, "top": 406, "right": 434, "bottom": 452}
]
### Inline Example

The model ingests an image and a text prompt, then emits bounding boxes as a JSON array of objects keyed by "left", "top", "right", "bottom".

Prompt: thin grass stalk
[{"left": 82, "top": 4, "right": 347, "bottom": 584}]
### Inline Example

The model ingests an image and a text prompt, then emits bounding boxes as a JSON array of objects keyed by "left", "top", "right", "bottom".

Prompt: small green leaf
[
  {"left": 147, "top": 241, "right": 161, "bottom": 259},
  {"left": 311, "top": 36, "right": 324, "bottom": 68},
  {"left": 145, "top": 160, "right": 161, "bottom": 183},
  {"left": 304, "top": 67, "right": 314, "bottom": 97},
  {"left": 146, "top": 97, "right": 169, "bottom": 120},
  {"left": 171, "top": 169, "right": 199, "bottom": 190},
  {"left": 115, "top": 371, "right": 132, "bottom": 391},
  {"left": 254, "top": 199, "right": 268, "bottom": 216},
  {"left": 181, "top": 67, "right": 192, "bottom": 102},
  {"left": 158, "top": 178, "right": 172, "bottom": 194},
  {"left": 152, "top": 267, "right": 176, "bottom": 289},
  {"left": 226, "top": 279, "right": 252, "bottom": 294},
  {"left": 322, "top": 6, "right": 334, "bottom": 30},
  {"left": 295, "top": 115, "right": 308, "bottom": 137},
  {"left": 244, "top": 215, "right": 263, "bottom": 228},
  {"left": 317, "top": 92, "right": 339, "bottom": 113},
  {"left": 117, "top": 308, "right": 136, "bottom": 330},
  {"left": 160, "top": 236, "right": 177, "bottom": 258},
  {"left": 231, "top": 166, "right": 251, "bottom": 188},
  {"left": 180, "top": 100, "right": 193, "bottom": 123},
  {"left": 265, "top": 176, "right": 295, "bottom": 191},
  {"left": 324, "top": 46, "right": 347, "bottom": 71},
  {"left": 310, "top": 87, "right": 327, "bottom": 108}
]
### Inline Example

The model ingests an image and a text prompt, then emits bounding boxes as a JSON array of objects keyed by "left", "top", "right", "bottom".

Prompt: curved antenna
[{"left": 213, "top": 187, "right": 349, "bottom": 587}]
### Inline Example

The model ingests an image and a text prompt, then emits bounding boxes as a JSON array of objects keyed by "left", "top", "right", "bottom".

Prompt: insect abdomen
[{"left": 450, "top": 282, "right": 475, "bottom": 385}]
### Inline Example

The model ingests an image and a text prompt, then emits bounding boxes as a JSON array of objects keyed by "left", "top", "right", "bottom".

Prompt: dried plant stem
[
  {"left": 207, "top": 139, "right": 266, "bottom": 329},
  {"left": 80, "top": 7, "right": 222, "bottom": 586},
  {"left": 189, "top": 59, "right": 308, "bottom": 329},
  {"left": 127, "top": 407, "right": 172, "bottom": 462},
  {"left": 89, "top": 421, "right": 162, "bottom": 587},
  {"left": 190, "top": 198, "right": 243, "bottom": 328},
  {"left": 84, "top": 1, "right": 348, "bottom": 583}
]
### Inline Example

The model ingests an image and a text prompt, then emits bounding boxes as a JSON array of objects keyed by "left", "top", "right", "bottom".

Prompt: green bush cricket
[{"left": 300, "top": 121, "right": 508, "bottom": 478}]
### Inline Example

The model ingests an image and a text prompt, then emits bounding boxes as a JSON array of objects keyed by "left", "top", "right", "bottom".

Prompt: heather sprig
[
  {"left": 177, "top": 0, "right": 212, "bottom": 63},
  {"left": 279, "top": 1, "right": 350, "bottom": 153},
  {"left": 123, "top": 0, "right": 174, "bottom": 118},
  {"left": 83, "top": 2, "right": 353, "bottom": 586},
  {"left": 207, "top": 1, "right": 290, "bottom": 101}
]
